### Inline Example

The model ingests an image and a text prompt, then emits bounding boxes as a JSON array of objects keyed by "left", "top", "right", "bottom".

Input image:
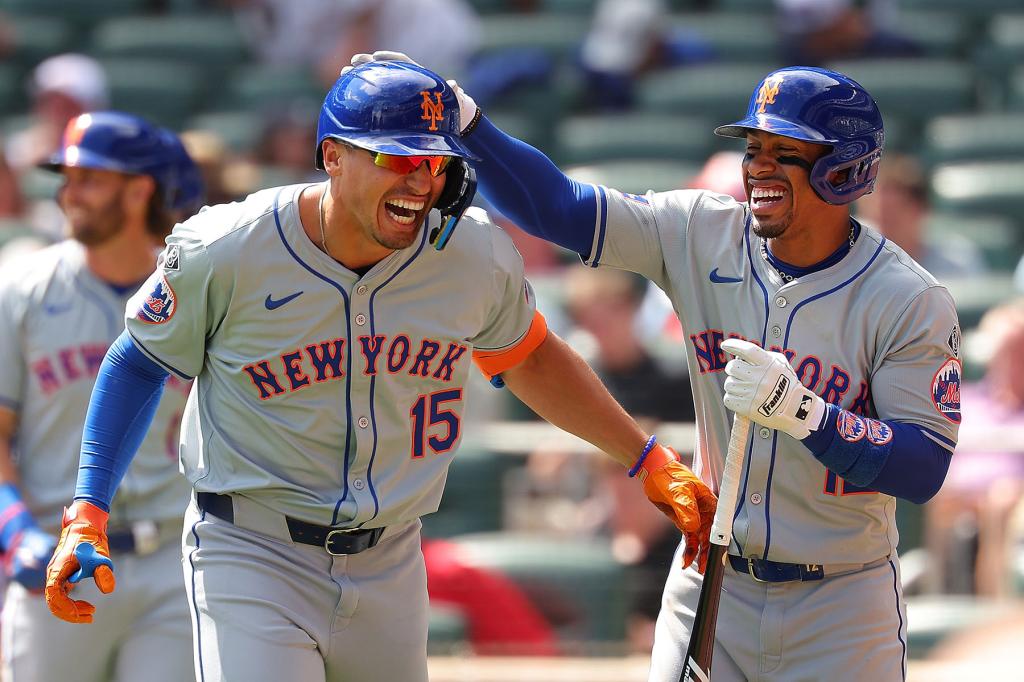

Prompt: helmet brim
[
  {"left": 38, "top": 147, "right": 146, "bottom": 175},
  {"left": 332, "top": 131, "right": 481, "bottom": 162},
  {"left": 714, "top": 114, "right": 839, "bottom": 145}
]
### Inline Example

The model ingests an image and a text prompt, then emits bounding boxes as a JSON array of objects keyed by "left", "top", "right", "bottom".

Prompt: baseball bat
[{"left": 679, "top": 414, "right": 750, "bottom": 682}]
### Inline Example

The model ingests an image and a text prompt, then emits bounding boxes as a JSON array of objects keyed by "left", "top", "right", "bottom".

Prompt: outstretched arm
[{"left": 500, "top": 331, "right": 717, "bottom": 571}]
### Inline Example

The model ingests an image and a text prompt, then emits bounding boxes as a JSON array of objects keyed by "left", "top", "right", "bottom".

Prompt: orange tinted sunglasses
[{"left": 370, "top": 151, "right": 452, "bottom": 177}]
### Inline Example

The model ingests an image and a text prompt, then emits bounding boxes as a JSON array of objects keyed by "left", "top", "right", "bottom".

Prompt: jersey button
[
  {"left": 759, "top": 427, "right": 771, "bottom": 439},
  {"left": 770, "top": 325, "right": 782, "bottom": 338},
  {"left": 356, "top": 285, "right": 368, "bottom": 295},
  {"left": 353, "top": 479, "right": 365, "bottom": 491},
  {"left": 357, "top": 416, "right": 369, "bottom": 428},
  {"left": 355, "top": 313, "right": 367, "bottom": 326},
  {"left": 750, "top": 493, "right": 763, "bottom": 505},
  {"left": 775, "top": 296, "right": 787, "bottom": 308}
]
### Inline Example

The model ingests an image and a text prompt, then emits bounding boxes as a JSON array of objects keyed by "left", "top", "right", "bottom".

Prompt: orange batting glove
[
  {"left": 633, "top": 442, "right": 718, "bottom": 573},
  {"left": 45, "top": 501, "right": 116, "bottom": 624}
]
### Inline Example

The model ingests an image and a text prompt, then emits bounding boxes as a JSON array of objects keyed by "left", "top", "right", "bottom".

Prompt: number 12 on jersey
[{"left": 409, "top": 389, "right": 463, "bottom": 458}]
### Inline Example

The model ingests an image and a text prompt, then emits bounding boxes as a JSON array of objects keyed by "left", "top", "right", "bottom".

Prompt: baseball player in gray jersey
[
  {"left": 0, "top": 112, "right": 201, "bottom": 681},
  {"left": 43, "top": 62, "right": 717, "bottom": 682},
  {"left": 353, "top": 53, "right": 961, "bottom": 681}
]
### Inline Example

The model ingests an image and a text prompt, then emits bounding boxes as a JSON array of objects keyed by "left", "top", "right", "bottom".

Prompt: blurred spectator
[
  {"left": 564, "top": 266, "right": 694, "bottom": 423},
  {"left": 253, "top": 103, "right": 323, "bottom": 184},
  {"left": 578, "top": 0, "right": 713, "bottom": 111},
  {"left": 4, "top": 54, "right": 108, "bottom": 172},
  {"left": 0, "top": 143, "right": 24, "bottom": 218},
  {"left": 926, "top": 299, "right": 1024, "bottom": 596},
  {"left": 179, "top": 130, "right": 242, "bottom": 206},
  {"left": 686, "top": 151, "right": 746, "bottom": 202},
  {"left": 423, "top": 539, "right": 559, "bottom": 656},
  {"left": 226, "top": 0, "right": 479, "bottom": 86},
  {"left": 776, "top": 0, "right": 920, "bottom": 65},
  {"left": 856, "top": 154, "right": 988, "bottom": 281}
]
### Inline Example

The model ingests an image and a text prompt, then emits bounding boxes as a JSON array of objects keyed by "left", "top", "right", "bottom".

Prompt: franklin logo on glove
[{"left": 758, "top": 375, "right": 789, "bottom": 417}]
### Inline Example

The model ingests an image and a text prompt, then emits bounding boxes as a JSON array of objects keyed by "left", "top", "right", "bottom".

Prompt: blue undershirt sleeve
[
  {"left": 801, "top": 403, "right": 952, "bottom": 504},
  {"left": 465, "top": 116, "right": 598, "bottom": 255},
  {"left": 75, "top": 331, "right": 170, "bottom": 511}
]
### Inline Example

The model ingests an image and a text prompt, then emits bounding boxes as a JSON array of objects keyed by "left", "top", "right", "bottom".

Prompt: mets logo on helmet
[
  {"left": 420, "top": 91, "right": 444, "bottom": 131},
  {"left": 755, "top": 74, "right": 785, "bottom": 113}
]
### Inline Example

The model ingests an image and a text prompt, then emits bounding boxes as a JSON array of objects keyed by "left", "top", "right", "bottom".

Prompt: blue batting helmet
[
  {"left": 314, "top": 61, "right": 477, "bottom": 169},
  {"left": 714, "top": 66, "right": 884, "bottom": 205},
  {"left": 158, "top": 128, "right": 205, "bottom": 218},
  {"left": 42, "top": 111, "right": 180, "bottom": 208}
]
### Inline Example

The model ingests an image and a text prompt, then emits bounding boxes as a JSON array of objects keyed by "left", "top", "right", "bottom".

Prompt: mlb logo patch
[
  {"left": 135, "top": 274, "right": 177, "bottom": 324},
  {"left": 161, "top": 244, "right": 180, "bottom": 271},
  {"left": 931, "top": 357, "right": 962, "bottom": 424}
]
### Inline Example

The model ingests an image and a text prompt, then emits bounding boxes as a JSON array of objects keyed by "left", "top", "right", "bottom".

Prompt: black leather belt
[
  {"left": 729, "top": 555, "right": 825, "bottom": 583},
  {"left": 196, "top": 492, "right": 385, "bottom": 556},
  {"left": 106, "top": 520, "right": 162, "bottom": 555},
  {"left": 106, "top": 531, "right": 139, "bottom": 553}
]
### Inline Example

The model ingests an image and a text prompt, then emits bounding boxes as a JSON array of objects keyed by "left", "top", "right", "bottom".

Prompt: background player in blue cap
[
  {"left": 0, "top": 111, "right": 201, "bottom": 681},
  {"left": 350, "top": 52, "right": 961, "bottom": 681},
  {"left": 42, "top": 61, "right": 717, "bottom": 681}
]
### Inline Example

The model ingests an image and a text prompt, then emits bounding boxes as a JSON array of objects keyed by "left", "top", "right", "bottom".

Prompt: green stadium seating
[
  {"left": 102, "top": 58, "right": 207, "bottom": 129},
  {"left": 555, "top": 113, "right": 716, "bottom": 166},
  {"left": 420, "top": 447, "right": 520, "bottom": 539},
  {"left": 541, "top": 0, "right": 597, "bottom": 15},
  {"left": 637, "top": 63, "right": 780, "bottom": 122},
  {"left": 448, "top": 533, "right": 628, "bottom": 645},
  {"left": 896, "top": 0, "right": 1022, "bottom": 18},
  {"left": 564, "top": 159, "right": 700, "bottom": 194},
  {"left": 923, "top": 112, "right": 1024, "bottom": 167},
  {"left": 477, "top": 13, "right": 588, "bottom": 58},
  {"left": 0, "top": 65, "right": 26, "bottom": 117},
  {"left": 974, "top": 14, "right": 1024, "bottom": 106},
  {"left": 927, "top": 212, "right": 1023, "bottom": 273},
  {"left": 1008, "top": 65, "right": 1024, "bottom": 111},
  {"left": 91, "top": 15, "right": 250, "bottom": 70},
  {"left": 427, "top": 605, "right": 469, "bottom": 655},
  {"left": 905, "top": 596, "right": 1018, "bottom": 659},
  {"left": 931, "top": 160, "right": 1024, "bottom": 230},
  {"left": 7, "top": 16, "right": 76, "bottom": 68},
  {"left": 185, "top": 110, "right": 264, "bottom": 153},
  {"left": 666, "top": 12, "right": 780, "bottom": 62},
  {"left": 0, "top": 0, "right": 151, "bottom": 29},
  {"left": 824, "top": 59, "right": 977, "bottom": 124},
  {"left": 217, "top": 65, "right": 323, "bottom": 113},
  {"left": 18, "top": 167, "right": 63, "bottom": 202},
  {"left": 942, "top": 273, "right": 1019, "bottom": 330},
  {"left": 895, "top": 10, "right": 974, "bottom": 58}
]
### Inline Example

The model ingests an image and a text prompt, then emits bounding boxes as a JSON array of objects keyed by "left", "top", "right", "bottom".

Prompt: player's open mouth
[
  {"left": 385, "top": 198, "right": 424, "bottom": 225},
  {"left": 749, "top": 186, "right": 787, "bottom": 212}
]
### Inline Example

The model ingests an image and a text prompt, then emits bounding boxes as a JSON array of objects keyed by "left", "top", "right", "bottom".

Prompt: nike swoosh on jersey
[
  {"left": 264, "top": 291, "right": 304, "bottom": 310},
  {"left": 709, "top": 268, "right": 743, "bottom": 284}
]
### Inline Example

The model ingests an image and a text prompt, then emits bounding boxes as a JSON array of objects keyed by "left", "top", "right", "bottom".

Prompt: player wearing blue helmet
[
  {"left": 352, "top": 54, "right": 959, "bottom": 681},
  {"left": 41, "top": 61, "right": 715, "bottom": 681},
  {"left": 0, "top": 111, "right": 200, "bottom": 681}
]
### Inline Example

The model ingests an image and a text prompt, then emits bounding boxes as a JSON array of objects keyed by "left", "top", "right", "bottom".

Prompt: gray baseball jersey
[
  {"left": 123, "top": 182, "right": 541, "bottom": 679},
  {"left": 580, "top": 187, "right": 959, "bottom": 681},
  {"left": 0, "top": 240, "right": 192, "bottom": 682}
]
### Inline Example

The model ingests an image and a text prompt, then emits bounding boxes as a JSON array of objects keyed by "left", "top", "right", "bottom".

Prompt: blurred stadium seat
[
  {"left": 555, "top": 113, "right": 715, "bottom": 166},
  {"left": 942, "top": 274, "right": 1019, "bottom": 330},
  {"left": 216, "top": 64, "right": 323, "bottom": 113},
  {"left": 421, "top": 446, "right": 521, "bottom": 539},
  {"left": 923, "top": 112, "right": 1024, "bottom": 167},
  {"left": 477, "top": 13, "right": 588, "bottom": 59},
  {"left": 428, "top": 605, "right": 470, "bottom": 655},
  {"left": 636, "top": 63, "right": 781, "bottom": 122},
  {"left": 0, "top": 64, "right": 26, "bottom": 117},
  {"left": 6, "top": 16, "right": 76, "bottom": 68},
  {"left": 825, "top": 59, "right": 977, "bottom": 125},
  {"left": 927, "top": 212, "right": 1023, "bottom": 273},
  {"left": 101, "top": 58, "right": 206, "bottom": 129},
  {"left": 895, "top": 10, "right": 974, "bottom": 58},
  {"left": 448, "top": 533, "right": 628, "bottom": 646},
  {"left": 666, "top": 12, "right": 780, "bottom": 63},
  {"left": 0, "top": 0, "right": 150, "bottom": 29},
  {"left": 91, "top": 15, "right": 250, "bottom": 70},
  {"left": 931, "top": 160, "right": 1024, "bottom": 228},
  {"left": 185, "top": 110, "right": 263, "bottom": 154},
  {"left": 565, "top": 159, "right": 699, "bottom": 194}
]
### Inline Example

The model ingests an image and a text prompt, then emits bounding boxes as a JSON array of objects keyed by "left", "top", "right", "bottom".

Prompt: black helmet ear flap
[{"left": 430, "top": 160, "right": 477, "bottom": 251}]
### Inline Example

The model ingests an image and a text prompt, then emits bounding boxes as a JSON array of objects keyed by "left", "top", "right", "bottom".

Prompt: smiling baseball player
[
  {"left": 0, "top": 112, "right": 202, "bottom": 681},
  {"left": 42, "top": 62, "right": 716, "bottom": 682},
  {"left": 349, "top": 53, "right": 960, "bottom": 681}
]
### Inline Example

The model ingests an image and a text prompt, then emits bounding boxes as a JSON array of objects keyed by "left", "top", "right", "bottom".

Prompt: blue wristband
[{"left": 628, "top": 436, "right": 659, "bottom": 478}]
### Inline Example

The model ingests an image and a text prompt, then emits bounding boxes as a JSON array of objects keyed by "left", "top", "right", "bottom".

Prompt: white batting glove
[
  {"left": 721, "top": 339, "right": 826, "bottom": 440},
  {"left": 342, "top": 51, "right": 480, "bottom": 134}
]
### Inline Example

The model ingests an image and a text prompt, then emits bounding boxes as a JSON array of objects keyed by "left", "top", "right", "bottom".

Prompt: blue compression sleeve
[
  {"left": 466, "top": 116, "right": 598, "bottom": 255},
  {"left": 75, "top": 331, "right": 170, "bottom": 511},
  {"left": 802, "top": 403, "right": 952, "bottom": 504}
]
